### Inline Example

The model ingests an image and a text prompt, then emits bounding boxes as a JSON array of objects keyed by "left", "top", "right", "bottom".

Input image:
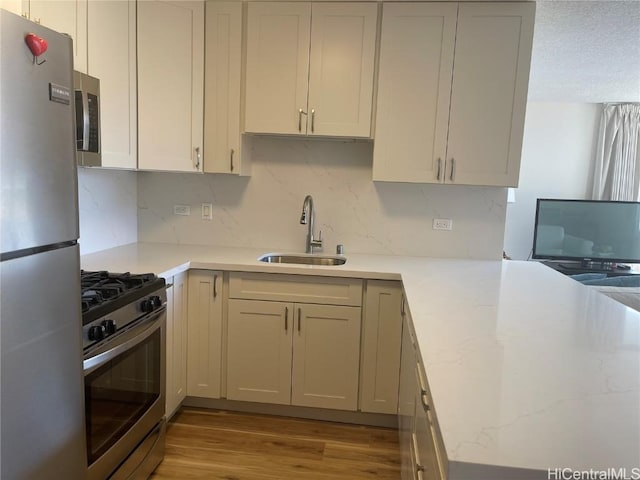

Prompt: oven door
[{"left": 84, "top": 307, "right": 166, "bottom": 480}]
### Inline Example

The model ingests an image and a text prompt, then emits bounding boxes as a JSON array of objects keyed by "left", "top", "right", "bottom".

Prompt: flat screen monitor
[{"left": 532, "top": 199, "right": 640, "bottom": 267}]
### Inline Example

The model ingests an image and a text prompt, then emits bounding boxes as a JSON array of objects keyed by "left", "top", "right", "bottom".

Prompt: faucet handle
[{"left": 311, "top": 230, "right": 323, "bottom": 248}]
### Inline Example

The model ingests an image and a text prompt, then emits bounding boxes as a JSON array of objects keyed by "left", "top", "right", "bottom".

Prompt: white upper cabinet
[
  {"left": 29, "top": 0, "right": 88, "bottom": 73},
  {"left": 203, "top": 1, "right": 250, "bottom": 175},
  {"left": 307, "top": 3, "right": 377, "bottom": 137},
  {"left": 446, "top": 3, "right": 535, "bottom": 187},
  {"left": 244, "top": 2, "right": 311, "bottom": 135},
  {"left": 373, "top": 3, "right": 457, "bottom": 183},
  {"left": 244, "top": 2, "right": 377, "bottom": 138},
  {"left": 373, "top": 2, "right": 535, "bottom": 187},
  {"left": 137, "top": 0, "right": 204, "bottom": 172},
  {"left": 87, "top": 0, "right": 137, "bottom": 169},
  {"left": 0, "top": 0, "right": 27, "bottom": 16}
]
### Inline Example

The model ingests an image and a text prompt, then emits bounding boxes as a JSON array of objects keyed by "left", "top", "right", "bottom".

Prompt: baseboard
[{"left": 182, "top": 396, "right": 398, "bottom": 429}]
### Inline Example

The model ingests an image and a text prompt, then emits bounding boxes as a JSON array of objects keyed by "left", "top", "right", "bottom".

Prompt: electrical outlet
[
  {"left": 174, "top": 205, "right": 190, "bottom": 216},
  {"left": 433, "top": 218, "right": 453, "bottom": 230},
  {"left": 202, "top": 203, "right": 213, "bottom": 220}
]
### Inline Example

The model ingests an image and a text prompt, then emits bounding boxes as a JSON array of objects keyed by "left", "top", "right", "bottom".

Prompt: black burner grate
[{"left": 80, "top": 270, "right": 158, "bottom": 314}]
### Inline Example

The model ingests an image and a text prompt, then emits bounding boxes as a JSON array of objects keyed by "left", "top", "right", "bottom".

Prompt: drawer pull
[
  {"left": 298, "top": 307, "right": 302, "bottom": 332},
  {"left": 285, "top": 306, "right": 289, "bottom": 331}
]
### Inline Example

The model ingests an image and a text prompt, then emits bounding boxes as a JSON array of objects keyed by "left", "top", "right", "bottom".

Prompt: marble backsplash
[
  {"left": 77, "top": 167, "right": 138, "bottom": 255},
  {"left": 138, "top": 136, "right": 508, "bottom": 259}
]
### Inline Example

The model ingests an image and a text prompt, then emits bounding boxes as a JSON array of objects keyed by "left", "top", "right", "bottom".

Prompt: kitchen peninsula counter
[{"left": 82, "top": 242, "right": 640, "bottom": 479}]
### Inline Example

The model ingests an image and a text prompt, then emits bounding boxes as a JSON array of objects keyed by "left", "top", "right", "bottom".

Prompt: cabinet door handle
[
  {"left": 421, "top": 392, "right": 431, "bottom": 411},
  {"left": 285, "top": 307, "right": 289, "bottom": 331},
  {"left": 230, "top": 148, "right": 235, "bottom": 172},
  {"left": 213, "top": 274, "right": 218, "bottom": 299},
  {"left": 297, "top": 307, "right": 302, "bottom": 332},
  {"left": 298, "top": 108, "right": 307, "bottom": 132},
  {"left": 311, "top": 109, "right": 315, "bottom": 133},
  {"left": 449, "top": 158, "right": 455, "bottom": 182},
  {"left": 436, "top": 158, "right": 442, "bottom": 181},
  {"left": 194, "top": 147, "right": 201, "bottom": 170}
]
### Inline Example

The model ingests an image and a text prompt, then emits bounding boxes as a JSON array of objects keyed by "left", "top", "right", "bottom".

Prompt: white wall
[
  {"left": 138, "top": 137, "right": 508, "bottom": 259},
  {"left": 503, "top": 103, "right": 600, "bottom": 260},
  {"left": 77, "top": 167, "right": 138, "bottom": 255}
]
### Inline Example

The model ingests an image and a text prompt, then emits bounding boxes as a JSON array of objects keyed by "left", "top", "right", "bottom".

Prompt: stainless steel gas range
[{"left": 81, "top": 270, "right": 167, "bottom": 480}]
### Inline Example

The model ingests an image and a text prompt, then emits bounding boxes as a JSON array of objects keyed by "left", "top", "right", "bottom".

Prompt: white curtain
[{"left": 591, "top": 103, "right": 640, "bottom": 201}]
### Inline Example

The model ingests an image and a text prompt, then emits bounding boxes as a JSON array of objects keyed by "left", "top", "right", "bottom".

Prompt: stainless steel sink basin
[{"left": 258, "top": 253, "right": 346, "bottom": 266}]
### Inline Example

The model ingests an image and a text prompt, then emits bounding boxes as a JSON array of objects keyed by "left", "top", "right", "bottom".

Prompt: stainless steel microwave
[{"left": 73, "top": 71, "right": 101, "bottom": 167}]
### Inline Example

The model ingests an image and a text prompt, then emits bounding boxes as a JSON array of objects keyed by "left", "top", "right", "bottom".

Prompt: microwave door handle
[
  {"left": 81, "top": 91, "right": 90, "bottom": 150},
  {"left": 83, "top": 309, "right": 164, "bottom": 375}
]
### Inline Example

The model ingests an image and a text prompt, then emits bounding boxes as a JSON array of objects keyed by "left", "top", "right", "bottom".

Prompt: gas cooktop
[{"left": 81, "top": 270, "right": 165, "bottom": 325}]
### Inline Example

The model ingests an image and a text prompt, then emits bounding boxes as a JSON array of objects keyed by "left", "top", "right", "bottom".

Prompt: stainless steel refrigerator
[{"left": 0, "top": 10, "right": 86, "bottom": 479}]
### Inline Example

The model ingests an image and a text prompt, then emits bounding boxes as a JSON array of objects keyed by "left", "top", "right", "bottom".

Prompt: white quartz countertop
[{"left": 82, "top": 242, "right": 640, "bottom": 478}]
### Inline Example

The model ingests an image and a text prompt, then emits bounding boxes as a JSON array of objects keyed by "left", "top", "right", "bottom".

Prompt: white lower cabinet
[
  {"left": 187, "top": 270, "right": 223, "bottom": 398},
  {"left": 227, "top": 299, "right": 361, "bottom": 411},
  {"left": 291, "top": 303, "right": 361, "bottom": 410},
  {"left": 226, "top": 299, "right": 293, "bottom": 405},
  {"left": 184, "top": 271, "right": 403, "bottom": 416},
  {"left": 399, "top": 297, "right": 418, "bottom": 480},
  {"left": 165, "top": 271, "right": 188, "bottom": 419},
  {"left": 360, "top": 280, "right": 403, "bottom": 414},
  {"left": 399, "top": 297, "right": 447, "bottom": 480},
  {"left": 226, "top": 273, "right": 363, "bottom": 411}
]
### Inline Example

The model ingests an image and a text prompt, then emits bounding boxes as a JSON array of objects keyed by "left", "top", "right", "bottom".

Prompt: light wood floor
[{"left": 150, "top": 407, "right": 401, "bottom": 480}]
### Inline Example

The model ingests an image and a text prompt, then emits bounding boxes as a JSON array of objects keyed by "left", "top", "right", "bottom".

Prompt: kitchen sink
[{"left": 258, "top": 253, "right": 346, "bottom": 266}]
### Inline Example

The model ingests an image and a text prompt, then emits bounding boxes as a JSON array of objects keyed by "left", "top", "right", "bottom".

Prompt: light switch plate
[{"left": 202, "top": 203, "right": 213, "bottom": 220}]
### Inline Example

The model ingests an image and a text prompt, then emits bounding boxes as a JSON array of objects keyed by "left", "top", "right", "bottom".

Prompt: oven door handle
[{"left": 83, "top": 308, "right": 165, "bottom": 376}]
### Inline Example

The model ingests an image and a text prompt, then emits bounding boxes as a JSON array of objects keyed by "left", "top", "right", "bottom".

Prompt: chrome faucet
[{"left": 300, "top": 195, "right": 323, "bottom": 254}]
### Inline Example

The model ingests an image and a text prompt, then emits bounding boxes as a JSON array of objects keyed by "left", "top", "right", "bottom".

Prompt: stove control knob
[
  {"left": 88, "top": 325, "right": 106, "bottom": 341},
  {"left": 152, "top": 296, "right": 162, "bottom": 308},
  {"left": 140, "top": 299, "right": 155, "bottom": 313},
  {"left": 102, "top": 319, "right": 116, "bottom": 335}
]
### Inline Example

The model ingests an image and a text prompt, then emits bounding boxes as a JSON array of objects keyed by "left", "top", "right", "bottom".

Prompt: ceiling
[{"left": 528, "top": 0, "right": 640, "bottom": 103}]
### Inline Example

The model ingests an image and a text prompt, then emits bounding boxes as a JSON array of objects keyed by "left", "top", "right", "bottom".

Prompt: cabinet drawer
[
  {"left": 228, "top": 272, "right": 363, "bottom": 306},
  {"left": 416, "top": 362, "right": 447, "bottom": 479}
]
